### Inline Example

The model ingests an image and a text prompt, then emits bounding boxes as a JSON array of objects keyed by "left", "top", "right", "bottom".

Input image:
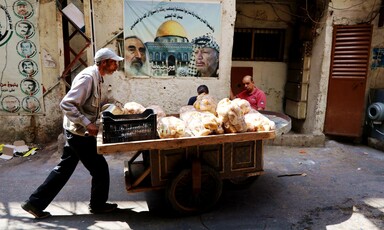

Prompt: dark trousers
[{"left": 28, "top": 130, "right": 110, "bottom": 210}]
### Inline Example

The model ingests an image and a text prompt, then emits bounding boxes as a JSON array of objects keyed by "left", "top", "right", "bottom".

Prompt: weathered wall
[
  {"left": 91, "top": 0, "right": 235, "bottom": 114},
  {"left": 232, "top": 0, "right": 383, "bottom": 135},
  {"left": 367, "top": 6, "right": 384, "bottom": 89},
  {"left": 2, "top": 0, "right": 381, "bottom": 145},
  {"left": 0, "top": 0, "right": 64, "bottom": 144},
  {"left": 301, "top": 0, "right": 382, "bottom": 135},
  {"left": 232, "top": 61, "right": 286, "bottom": 112},
  {"left": 34, "top": 0, "right": 65, "bottom": 143},
  {"left": 0, "top": 0, "right": 236, "bottom": 144},
  {"left": 301, "top": 11, "right": 332, "bottom": 134},
  {"left": 232, "top": 2, "right": 293, "bottom": 113}
]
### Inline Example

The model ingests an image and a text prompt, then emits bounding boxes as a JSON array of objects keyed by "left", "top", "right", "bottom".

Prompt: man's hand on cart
[{"left": 86, "top": 123, "right": 99, "bottom": 136}]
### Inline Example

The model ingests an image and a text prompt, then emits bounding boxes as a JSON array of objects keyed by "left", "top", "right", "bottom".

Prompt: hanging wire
[
  {"left": 237, "top": 0, "right": 328, "bottom": 25},
  {"left": 328, "top": 0, "right": 381, "bottom": 24},
  {"left": 365, "top": 0, "right": 380, "bottom": 23},
  {"left": 239, "top": 0, "right": 381, "bottom": 26},
  {"left": 328, "top": 0, "right": 367, "bottom": 10}
]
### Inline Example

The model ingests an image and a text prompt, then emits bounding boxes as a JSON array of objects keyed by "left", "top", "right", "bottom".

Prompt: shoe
[
  {"left": 89, "top": 203, "right": 118, "bottom": 214},
  {"left": 21, "top": 201, "right": 51, "bottom": 219}
]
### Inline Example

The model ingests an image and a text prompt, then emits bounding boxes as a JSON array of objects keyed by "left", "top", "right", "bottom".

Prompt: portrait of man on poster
[
  {"left": 18, "top": 40, "right": 36, "bottom": 58},
  {"left": 17, "top": 1, "right": 29, "bottom": 16},
  {"left": 22, "top": 96, "right": 40, "bottom": 113},
  {"left": 19, "top": 59, "right": 38, "bottom": 77},
  {"left": 188, "top": 35, "right": 219, "bottom": 77},
  {"left": 21, "top": 78, "right": 39, "bottom": 95},
  {"left": 2, "top": 96, "right": 21, "bottom": 113},
  {"left": 124, "top": 36, "right": 148, "bottom": 76},
  {"left": 16, "top": 21, "right": 34, "bottom": 38}
]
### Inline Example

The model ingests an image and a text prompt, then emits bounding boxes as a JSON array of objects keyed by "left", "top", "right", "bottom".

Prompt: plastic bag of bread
[
  {"left": 244, "top": 111, "right": 276, "bottom": 132},
  {"left": 179, "top": 105, "right": 196, "bottom": 116},
  {"left": 101, "top": 103, "right": 125, "bottom": 115},
  {"left": 180, "top": 110, "right": 200, "bottom": 123},
  {"left": 123, "top": 102, "right": 146, "bottom": 114},
  {"left": 157, "top": 116, "right": 186, "bottom": 138},
  {"left": 199, "top": 111, "right": 220, "bottom": 132},
  {"left": 232, "top": 98, "right": 251, "bottom": 115},
  {"left": 216, "top": 98, "right": 232, "bottom": 124},
  {"left": 184, "top": 117, "right": 211, "bottom": 137},
  {"left": 193, "top": 94, "right": 217, "bottom": 115},
  {"left": 216, "top": 98, "right": 247, "bottom": 133},
  {"left": 181, "top": 111, "right": 222, "bottom": 136},
  {"left": 146, "top": 105, "right": 166, "bottom": 121},
  {"left": 200, "top": 111, "right": 224, "bottom": 134}
]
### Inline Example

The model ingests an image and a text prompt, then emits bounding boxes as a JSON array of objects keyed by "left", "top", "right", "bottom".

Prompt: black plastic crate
[{"left": 102, "top": 109, "right": 157, "bottom": 143}]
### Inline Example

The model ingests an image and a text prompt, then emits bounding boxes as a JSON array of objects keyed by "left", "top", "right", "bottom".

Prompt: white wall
[
  {"left": 302, "top": 0, "right": 382, "bottom": 135},
  {"left": 91, "top": 0, "right": 235, "bottom": 114},
  {"left": 301, "top": 11, "right": 332, "bottom": 135},
  {"left": 2, "top": 0, "right": 382, "bottom": 144},
  {"left": 0, "top": 0, "right": 236, "bottom": 144},
  {"left": 0, "top": 1, "right": 64, "bottom": 144}
]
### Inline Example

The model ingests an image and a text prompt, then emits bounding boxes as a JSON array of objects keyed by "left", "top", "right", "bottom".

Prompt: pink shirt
[{"left": 237, "top": 88, "right": 266, "bottom": 110}]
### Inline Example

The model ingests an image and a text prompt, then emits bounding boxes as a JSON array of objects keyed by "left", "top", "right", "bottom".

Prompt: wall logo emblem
[{"left": 0, "top": 4, "right": 14, "bottom": 47}]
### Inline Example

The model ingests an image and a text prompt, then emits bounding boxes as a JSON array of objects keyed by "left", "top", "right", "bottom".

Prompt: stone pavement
[{"left": 0, "top": 139, "right": 383, "bottom": 229}]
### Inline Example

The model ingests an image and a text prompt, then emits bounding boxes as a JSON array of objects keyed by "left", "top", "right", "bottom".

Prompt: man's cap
[
  {"left": 17, "top": 1, "right": 27, "bottom": 6},
  {"left": 94, "top": 48, "right": 124, "bottom": 63},
  {"left": 191, "top": 35, "right": 220, "bottom": 52},
  {"left": 188, "top": 35, "right": 219, "bottom": 76}
]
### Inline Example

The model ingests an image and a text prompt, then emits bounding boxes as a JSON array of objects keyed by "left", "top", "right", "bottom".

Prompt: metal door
[{"left": 324, "top": 25, "right": 372, "bottom": 137}]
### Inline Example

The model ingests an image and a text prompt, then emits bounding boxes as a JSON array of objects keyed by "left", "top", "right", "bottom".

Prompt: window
[{"left": 232, "top": 28, "right": 285, "bottom": 61}]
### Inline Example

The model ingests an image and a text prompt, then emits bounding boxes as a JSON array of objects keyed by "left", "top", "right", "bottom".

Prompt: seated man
[
  {"left": 188, "top": 85, "right": 209, "bottom": 105},
  {"left": 231, "top": 75, "right": 266, "bottom": 110}
]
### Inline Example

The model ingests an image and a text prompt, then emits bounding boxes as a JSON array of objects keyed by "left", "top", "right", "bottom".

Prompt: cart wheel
[{"left": 167, "top": 165, "right": 222, "bottom": 214}]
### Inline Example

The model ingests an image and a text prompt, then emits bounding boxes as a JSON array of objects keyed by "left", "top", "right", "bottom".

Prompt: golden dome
[{"left": 156, "top": 20, "right": 187, "bottom": 38}]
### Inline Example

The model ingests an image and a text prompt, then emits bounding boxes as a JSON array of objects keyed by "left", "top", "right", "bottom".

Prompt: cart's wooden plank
[
  {"left": 97, "top": 130, "right": 275, "bottom": 154},
  {"left": 131, "top": 167, "right": 151, "bottom": 188},
  {"left": 126, "top": 186, "right": 164, "bottom": 193}
]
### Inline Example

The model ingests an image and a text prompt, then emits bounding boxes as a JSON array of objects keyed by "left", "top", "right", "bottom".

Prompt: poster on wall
[
  {"left": 0, "top": 0, "right": 44, "bottom": 115},
  {"left": 124, "top": 0, "right": 221, "bottom": 78},
  {"left": 371, "top": 48, "right": 384, "bottom": 69}
]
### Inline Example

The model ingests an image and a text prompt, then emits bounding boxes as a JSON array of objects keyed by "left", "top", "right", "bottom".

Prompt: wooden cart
[{"left": 97, "top": 111, "right": 290, "bottom": 213}]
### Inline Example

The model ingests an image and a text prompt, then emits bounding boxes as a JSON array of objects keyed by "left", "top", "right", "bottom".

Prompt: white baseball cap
[{"left": 94, "top": 48, "right": 124, "bottom": 62}]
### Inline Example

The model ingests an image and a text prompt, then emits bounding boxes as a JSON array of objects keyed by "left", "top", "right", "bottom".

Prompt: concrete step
[{"left": 265, "top": 131, "right": 326, "bottom": 147}]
